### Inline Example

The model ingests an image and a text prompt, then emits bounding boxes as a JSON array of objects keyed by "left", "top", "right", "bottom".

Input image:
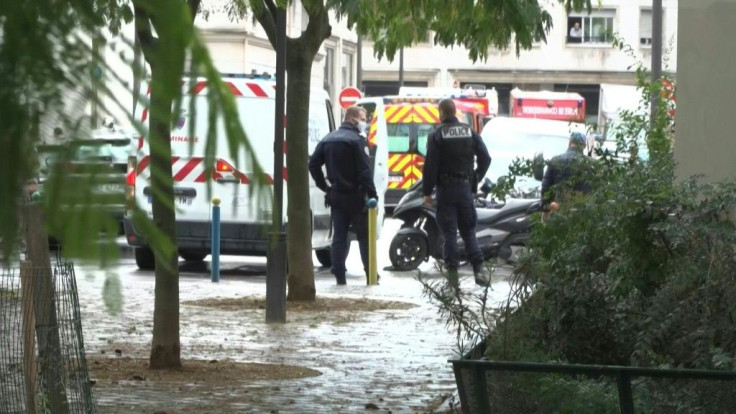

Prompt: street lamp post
[
  {"left": 650, "top": 0, "right": 663, "bottom": 127},
  {"left": 398, "top": 47, "right": 404, "bottom": 88},
  {"left": 357, "top": 34, "right": 362, "bottom": 90},
  {"left": 266, "top": 6, "right": 287, "bottom": 324}
]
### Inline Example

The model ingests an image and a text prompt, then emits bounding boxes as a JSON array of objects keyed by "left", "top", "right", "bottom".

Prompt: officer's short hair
[
  {"left": 344, "top": 106, "right": 366, "bottom": 121},
  {"left": 438, "top": 99, "right": 456, "bottom": 120}
]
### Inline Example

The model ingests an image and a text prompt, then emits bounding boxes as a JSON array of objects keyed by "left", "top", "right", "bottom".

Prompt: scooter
[{"left": 388, "top": 178, "right": 541, "bottom": 271}]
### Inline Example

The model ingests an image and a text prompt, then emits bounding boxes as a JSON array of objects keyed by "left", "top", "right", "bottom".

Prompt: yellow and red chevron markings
[
  {"left": 367, "top": 111, "right": 378, "bottom": 147},
  {"left": 388, "top": 153, "right": 424, "bottom": 189},
  {"left": 384, "top": 104, "right": 440, "bottom": 124}
]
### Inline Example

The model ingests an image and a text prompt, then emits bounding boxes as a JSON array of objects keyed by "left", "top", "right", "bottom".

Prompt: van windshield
[{"left": 459, "top": 111, "right": 474, "bottom": 126}]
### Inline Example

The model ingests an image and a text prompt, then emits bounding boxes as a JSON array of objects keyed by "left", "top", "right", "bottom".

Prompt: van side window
[
  {"left": 326, "top": 99, "right": 336, "bottom": 131},
  {"left": 358, "top": 103, "right": 376, "bottom": 122}
]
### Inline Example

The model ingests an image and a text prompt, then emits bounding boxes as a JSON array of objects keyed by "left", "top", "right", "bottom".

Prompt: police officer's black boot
[
  {"left": 335, "top": 274, "right": 347, "bottom": 285},
  {"left": 473, "top": 264, "right": 490, "bottom": 286}
]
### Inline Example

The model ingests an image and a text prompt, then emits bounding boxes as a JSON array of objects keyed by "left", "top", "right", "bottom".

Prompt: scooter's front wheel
[{"left": 389, "top": 233, "right": 428, "bottom": 271}]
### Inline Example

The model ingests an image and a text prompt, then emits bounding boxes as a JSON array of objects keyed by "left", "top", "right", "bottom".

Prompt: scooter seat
[
  {"left": 476, "top": 208, "right": 504, "bottom": 222},
  {"left": 476, "top": 198, "right": 540, "bottom": 224}
]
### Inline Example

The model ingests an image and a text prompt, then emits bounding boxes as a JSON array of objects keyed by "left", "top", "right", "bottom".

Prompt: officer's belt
[{"left": 439, "top": 173, "right": 470, "bottom": 184}]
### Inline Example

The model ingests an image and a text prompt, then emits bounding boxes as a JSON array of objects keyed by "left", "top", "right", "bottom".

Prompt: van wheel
[
  {"left": 135, "top": 247, "right": 155, "bottom": 271},
  {"left": 180, "top": 251, "right": 208, "bottom": 262},
  {"left": 315, "top": 248, "right": 331, "bottom": 267}
]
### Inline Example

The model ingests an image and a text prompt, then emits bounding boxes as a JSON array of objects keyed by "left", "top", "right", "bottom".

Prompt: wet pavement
[{"left": 75, "top": 219, "right": 513, "bottom": 413}]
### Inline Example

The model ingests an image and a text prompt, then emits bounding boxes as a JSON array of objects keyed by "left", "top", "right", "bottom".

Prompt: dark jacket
[
  {"left": 422, "top": 116, "right": 491, "bottom": 196},
  {"left": 308, "top": 122, "right": 377, "bottom": 198},
  {"left": 540, "top": 147, "right": 592, "bottom": 209}
]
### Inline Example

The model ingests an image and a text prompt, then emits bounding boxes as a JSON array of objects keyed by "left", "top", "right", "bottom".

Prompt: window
[
  {"left": 341, "top": 52, "right": 353, "bottom": 89},
  {"left": 566, "top": 10, "right": 615, "bottom": 44},
  {"left": 71, "top": 139, "right": 131, "bottom": 162},
  {"left": 416, "top": 123, "right": 436, "bottom": 156},
  {"left": 386, "top": 123, "right": 411, "bottom": 152},
  {"left": 323, "top": 47, "right": 334, "bottom": 95},
  {"left": 639, "top": 9, "right": 665, "bottom": 47}
]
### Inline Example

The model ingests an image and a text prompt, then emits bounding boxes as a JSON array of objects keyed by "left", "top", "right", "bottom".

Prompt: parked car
[{"left": 36, "top": 126, "right": 136, "bottom": 235}]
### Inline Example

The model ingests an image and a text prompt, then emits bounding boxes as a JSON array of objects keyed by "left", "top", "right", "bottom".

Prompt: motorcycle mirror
[
  {"left": 480, "top": 177, "right": 494, "bottom": 194},
  {"left": 532, "top": 153, "right": 545, "bottom": 182}
]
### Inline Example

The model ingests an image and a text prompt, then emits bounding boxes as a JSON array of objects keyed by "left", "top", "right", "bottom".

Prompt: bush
[{"left": 421, "top": 43, "right": 736, "bottom": 410}]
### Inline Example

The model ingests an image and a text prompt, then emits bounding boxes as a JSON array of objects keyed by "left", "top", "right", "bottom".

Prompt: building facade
[
  {"left": 192, "top": 1, "right": 677, "bottom": 124},
  {"left": 360, "top": 0, "right": 678, "bottom": 121},
  {"left": 197, "top": 1, "right": 358, "bottom": 121}
]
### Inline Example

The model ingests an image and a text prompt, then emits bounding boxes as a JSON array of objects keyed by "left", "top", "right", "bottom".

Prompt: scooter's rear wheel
[{"left": 389, "top": 233, "right": 428, "bottom": 271}]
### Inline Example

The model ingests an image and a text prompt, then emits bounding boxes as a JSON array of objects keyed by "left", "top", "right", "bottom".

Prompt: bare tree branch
[
  {"left": 188, "top": 0, "right": 202, "bottom": 23},
  {"left": 264, "top": 0, "right": 278, "bottom": 23},
  {"left": 133, "top": 3, "right": 158, "bottom": 57},
  {"left": 252, "top": 0, "right": 278, "bottom": 49},
  {"left": 303, "top": 1, "right": 331, "bottom": 56}
]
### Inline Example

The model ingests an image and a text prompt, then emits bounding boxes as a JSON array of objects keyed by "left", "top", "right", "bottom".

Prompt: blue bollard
[{"left": 211, "top": 197, "right": 221, "bottom": 283}]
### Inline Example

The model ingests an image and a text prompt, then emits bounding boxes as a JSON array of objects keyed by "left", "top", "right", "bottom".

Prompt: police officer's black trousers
[
  {"left": 329, "top": 191, "right": 369, "bottom": 282},
  {"left": 436, "top": 182, "right": 483, "bottom": 270}
]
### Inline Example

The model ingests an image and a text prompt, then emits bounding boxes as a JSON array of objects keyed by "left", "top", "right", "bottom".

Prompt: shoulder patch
[{"left": 441, "top": 126, "right": 472, "bottom": 139}]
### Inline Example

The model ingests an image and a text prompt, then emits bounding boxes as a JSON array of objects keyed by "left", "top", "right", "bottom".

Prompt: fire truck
[
  {"left": 509, "top": 88, "right": 586, "bottom": 123},
  {"left": 398, "top": 86, "right": 499, "bottom": 132},
  {"left": 355, "top": 95, "right": 488, "bottom": 208}
]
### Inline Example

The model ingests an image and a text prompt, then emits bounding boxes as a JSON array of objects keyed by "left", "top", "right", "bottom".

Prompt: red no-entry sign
[{"left": 338, "top": 87, "right": 363, "bottom": 109}]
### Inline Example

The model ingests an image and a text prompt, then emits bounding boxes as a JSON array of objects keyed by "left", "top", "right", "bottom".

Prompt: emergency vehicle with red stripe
[
  {"left": 356, "top": 94, "right": 488, "bottom": 209},
  {"left": 124, "top": 74, "right": 389, "bottom": 270},
  {"left": 509, "top": 88, "right": 586, "bottom": 123}
]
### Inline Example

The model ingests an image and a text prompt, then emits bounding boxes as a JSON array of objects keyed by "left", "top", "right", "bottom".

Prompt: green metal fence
[
  {"left": 450, "top": 342, "right": 736, "bottom": 414},
  {"left": 0, "top": 258, "right": 97, "bottom": 414}
]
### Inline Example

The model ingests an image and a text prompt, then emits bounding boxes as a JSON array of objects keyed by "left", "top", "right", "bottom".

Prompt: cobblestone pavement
[{"left": 76, "top": 219, "right": 513, "bottom": 413}]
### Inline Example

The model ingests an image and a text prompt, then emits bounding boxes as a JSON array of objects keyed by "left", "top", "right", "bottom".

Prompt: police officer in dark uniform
[
  {"left": 540, "top": 131, "right": 592, "bottom": 222},
  {"left": 422, "top": 99, "right": 492, "bottom": 286},
  {"left": 309, "top": 106, "right": 378, "bottom": 285}
]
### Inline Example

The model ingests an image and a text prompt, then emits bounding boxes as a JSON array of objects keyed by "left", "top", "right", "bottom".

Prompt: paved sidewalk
[{"left": 77, "top": 221, "right": 512, "bottom": 413}]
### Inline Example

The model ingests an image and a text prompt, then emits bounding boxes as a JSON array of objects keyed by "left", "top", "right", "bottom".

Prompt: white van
[{"left": 123, "top": 74, "right": 387, "bottom": 270}]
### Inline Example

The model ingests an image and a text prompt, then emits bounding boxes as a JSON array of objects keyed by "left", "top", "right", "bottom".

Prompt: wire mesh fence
[
  {"left": 451, "top": 342, "right": 736, "bottom": 414},
  {"left": 0, "top": 256, "right": 97, "bottom": 414}
]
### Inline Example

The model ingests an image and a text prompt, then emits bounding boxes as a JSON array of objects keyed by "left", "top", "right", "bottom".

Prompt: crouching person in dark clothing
[
  {"left": 422, "top": 99, "right": 492, "bottom": 286},
  {"left": 309, "top": 106, "right": 378, "bottom": 285},
  {"left": 541, "top": 131, "right": 592, "bottom": 222}
]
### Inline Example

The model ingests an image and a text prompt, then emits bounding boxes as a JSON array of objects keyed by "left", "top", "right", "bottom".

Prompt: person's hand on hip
[{"left": 423, "top": 195, "right": 432, "bottom": 206}]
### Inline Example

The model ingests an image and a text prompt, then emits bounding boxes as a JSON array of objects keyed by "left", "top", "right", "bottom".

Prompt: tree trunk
[
  {"left": 285, "top": 44, "right": 316, "bottom": 302},
  {"left": 24, "top": 205, "right": 69, "bottom": 414},
  {"left": 148, "top": 70, "right": 181, "bottom": 369}
]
